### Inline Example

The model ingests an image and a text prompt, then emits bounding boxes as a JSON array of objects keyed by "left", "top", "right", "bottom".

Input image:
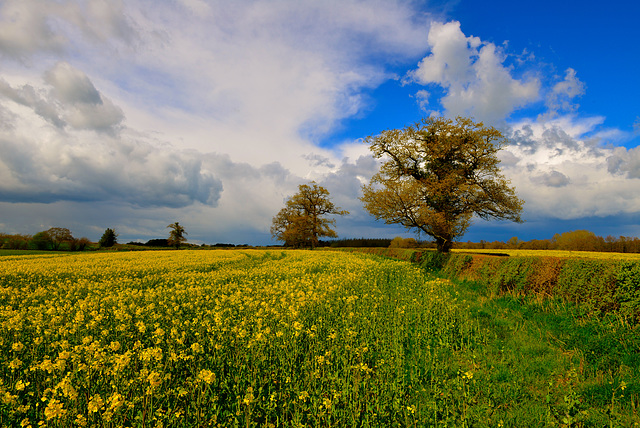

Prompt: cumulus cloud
[
  {"left": 45, "top": 62, "right": 125, "bottom": 133},
  {"left": 0, "top": 63, "right": 124, "bottom": 133},
  {"left": 607, "top": 146, "right": 640, "bottom": 179},
  {"left": 501, "top": 117, "right": 640, "bottom": 219},
  {"left": 532, "top": 170, "right": 571, "bottom": 187},
  {"left": 543, "top": 68, "right": 585, "bottom": 119},
  {"left": 303, "top": 154, "right": 336, "bottom": 169},
  {"left": 0, "top": 69, "right": 220, "bottom": 207},
  {"left": 407, "top": 21, "right": 540, "bottom": 124},
  {"left": 0, "top": 0, "right": 134, "bottom": 59},
  {"left": 0, "top": 131, "right": 224, "bottom": 207},
  {"left": 0, "top": 78, "right": 65, "bottom": 128}
]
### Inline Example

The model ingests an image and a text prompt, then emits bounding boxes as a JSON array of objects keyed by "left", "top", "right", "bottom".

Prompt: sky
[{"left": 0, "top": 0, "right": 639, "bottom": 246}]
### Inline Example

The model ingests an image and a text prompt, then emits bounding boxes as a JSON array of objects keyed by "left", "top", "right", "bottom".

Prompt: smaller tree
[
  {"left": 167, "top": 222, "right": 187, "bottom": 249},
  {"left": 271, "top": 182, "right": 348, "bottom": 249},
  {"left": 31, "top": 231, "right": 53, "bottom": 250},
  {"left": 68, "top": 237, "right": 92, "bottom": 251},
  {"left": 47, "top": 227, "right": 74, "bottom": 251},
  {"left": 389, "top": 237, "right": 418, "bottom": 248},
  {"left": 507, "top": 236, "right": 521, "bottom": 249},
  {"left": 0, "top": 233, "right": 30, "bottom": 250},
  {"left": 99, "top": 228, "right": 118, "bottom": 248}
]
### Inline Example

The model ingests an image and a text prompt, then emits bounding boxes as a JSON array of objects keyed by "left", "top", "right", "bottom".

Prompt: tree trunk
[{"left": 436, "top": 237, "right": 452, "bottom": 253}]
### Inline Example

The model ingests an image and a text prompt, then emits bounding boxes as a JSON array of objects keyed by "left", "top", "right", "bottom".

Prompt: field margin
[{"left": 326, "top": 247, "right": 640, "bottom": 321}]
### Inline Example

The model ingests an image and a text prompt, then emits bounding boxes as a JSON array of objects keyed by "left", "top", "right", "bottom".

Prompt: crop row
[{"left": 1, "top": 250, "right": 477, "bottom": 427}]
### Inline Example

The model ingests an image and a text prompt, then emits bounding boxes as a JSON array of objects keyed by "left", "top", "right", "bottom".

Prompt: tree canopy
[
  {"left": 271, "top": 182, "right": 348, "bottom": 249},
  {"left": 99, "top": 228, "right": 118, "bottom": 248},
  {"left": 47, "top": 227, "right": 74, "bottom": 251},
  {"left": 361, "top": 116, "right": 524, "bottom": 253},
  {"left": 167, "top": 222, "right": 187, "bottom": 249}
]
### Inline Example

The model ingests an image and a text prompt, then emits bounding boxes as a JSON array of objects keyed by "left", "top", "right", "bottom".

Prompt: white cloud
[
  {"left": 607, "top": 146, "right": 640, "bottom": 179},
  {"left": 45, "top": 62, "right": 125, "bottom": 133},
  {"left": 501, "top": 117, "right": 640, "bottom": 219},
  {"left": 0, "top": 1, "right": 67, "bottom": 58},
  {"left": 1, "top": 1, "right": 638, "bottom": 244},
  {"left": 542, "top": 68, "right": 585, "bottom": 119},
  {"left": 0, "top": 0, "right": 435, "bottom": 242},
  {"left": 0, "top": 0, "right": 134, "bottom": 60},
  {"left": 414, "top": 89, "right": 431, "bottom": 111},
  {"left": 408, "top": 21, "right": 540, "bottom": 124}
]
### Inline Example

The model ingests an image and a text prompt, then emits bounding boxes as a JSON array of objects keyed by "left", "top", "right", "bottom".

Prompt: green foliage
[
  {"left": 167, "top": 222, "right": 187, "bottom": 249},
  {"left": 557, "top": 259, "right": 620, "bottom": 315},
  {"left": 30, "top": 230, "right": 52, "bottom": 250},
  {"left": 47, "top": 227, "right": 74, "bottom": 250},
  {"left": 614, "top": 262, "right": 640, "bottom": 321},
  {"left": 388, "top": 236, "right": 418, "bottom": 248},
  {"left": 99, "top": 228, "right": 118, "bottom": 248},
  {"left": 440, "top": 253, "right": 472, "bottom": 277},
  {"left": 415, "top": 250, "right": 451, "bottom": 272},
  {"left": 553, "top": 229, "right": 601, "bottom": 251},
  {"left": 365, "top": 249, "right": 640, "bottom": 321},
  {"left": 0, "top": 233, "right": 30, "bottom": 250},
  {"left": 326, "top": 238, "right": 392, "bottom": 248}
]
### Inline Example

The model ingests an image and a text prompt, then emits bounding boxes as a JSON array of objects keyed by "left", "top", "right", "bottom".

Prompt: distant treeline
[
  {"left": 0, "top": 228, "right": 91, "bottom": 251},
  {"left": 321, "top": 231, "right": 640, "bottom": 253},
  {"left": 126, "top": 240, "right": 251, "bottom": 248},
  {"left": 318, "top": 238, "right": 393, "bottom": 248},
  {"left": 2, "top": 229, "right": 640, "bottom": 253},
  {"left": 453, "top": 230, "right": 640, "bottom": 253}
]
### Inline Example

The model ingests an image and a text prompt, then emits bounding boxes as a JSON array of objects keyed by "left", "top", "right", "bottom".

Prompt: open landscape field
[
  {"left": 1, "top": 249, "right": 639, "bottom": 427},
  {"left": 452, "top": 249, "right": 640, "bottom": 261}
]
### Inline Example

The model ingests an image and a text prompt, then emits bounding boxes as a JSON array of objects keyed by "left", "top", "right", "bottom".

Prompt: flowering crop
[{"left": 0, "top": 250, "right": 472, "bottom": 427}]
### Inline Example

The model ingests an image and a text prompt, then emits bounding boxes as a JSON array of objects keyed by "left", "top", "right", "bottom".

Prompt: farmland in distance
[{"left": 1, "top": 250, "right": 638, "bottom": 427}]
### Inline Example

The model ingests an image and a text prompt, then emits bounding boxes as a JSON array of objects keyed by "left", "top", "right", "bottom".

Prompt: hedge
[
  {"left": 418, "top": 252, "right": 640, "bottom": 321},
  {"left": 328, "top": 248, "right": 640, "bottom": 321}
]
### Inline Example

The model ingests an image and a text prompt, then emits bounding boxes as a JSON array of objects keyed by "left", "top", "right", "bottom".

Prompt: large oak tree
[
  {"left": 271, "top": 182, "right": 348, "bottom": 249},
  {"left": 361, "top": 116, "right": 524, "bottom": 253}
]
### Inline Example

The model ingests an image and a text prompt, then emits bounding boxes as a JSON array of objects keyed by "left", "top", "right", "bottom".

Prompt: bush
[
  {"left": 421, "top": 252, "right": 640, "bottom": 320},
  {"left": 389, "top": 237, "right": 419, "bottom": 248},
  {"left": 615, "top": 262, "right": 640, "bottom": 322},
  {"left": 416, "top": 251, "right": 450, "bottom": 272},
  {"left": 557, "top": 260, "right": 620, "bottom": 315}
]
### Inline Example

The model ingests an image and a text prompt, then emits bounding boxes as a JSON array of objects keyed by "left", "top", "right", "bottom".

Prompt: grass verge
[{"left": 440, "top": 274, "right": 640, "bottom": 426}]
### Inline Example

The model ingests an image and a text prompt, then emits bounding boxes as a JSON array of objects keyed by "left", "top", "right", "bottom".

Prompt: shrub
[
  {"left": 615, "top": 262, "right": 640, "bottom": 321},
  {"left": 417, "top": 251, "right": 450, "bottom": 272},
  {"left": 557, "top": 260, "right": 620, "bottom": 315}
]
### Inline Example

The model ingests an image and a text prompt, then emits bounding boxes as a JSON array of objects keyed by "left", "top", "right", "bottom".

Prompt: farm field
[
  {"left": 1, "top": 250, "right": 639, "bottom": 427},
  {"left": 451, "top": 248, "right": 640, "bottom": 260}
]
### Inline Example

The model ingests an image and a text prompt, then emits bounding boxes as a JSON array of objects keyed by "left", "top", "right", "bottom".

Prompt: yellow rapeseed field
[
  {"left": 453, "top": 248, "right": 640, "bottom": 260},
  {"left": 0, "top": 250, "right": 467, "bottom": 427}
]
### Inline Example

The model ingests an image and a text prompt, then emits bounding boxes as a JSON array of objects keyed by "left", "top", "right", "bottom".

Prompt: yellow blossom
[
  {"left": 88, "top": 394, "right": 104, "bottom": 413},
  {"left": 198, "top": 369, "right": 216, "bottom": 385},
  {"left": 44, "top": 398, "right": 65, "bottom": 420},
  {"left": 15, "top": 380, "right": 30, "bottom": 391}
]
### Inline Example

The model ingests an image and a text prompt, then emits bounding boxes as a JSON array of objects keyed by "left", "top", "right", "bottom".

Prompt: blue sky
[{"left": 0, "top": 0, "right": 639, "bottom": 245}]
